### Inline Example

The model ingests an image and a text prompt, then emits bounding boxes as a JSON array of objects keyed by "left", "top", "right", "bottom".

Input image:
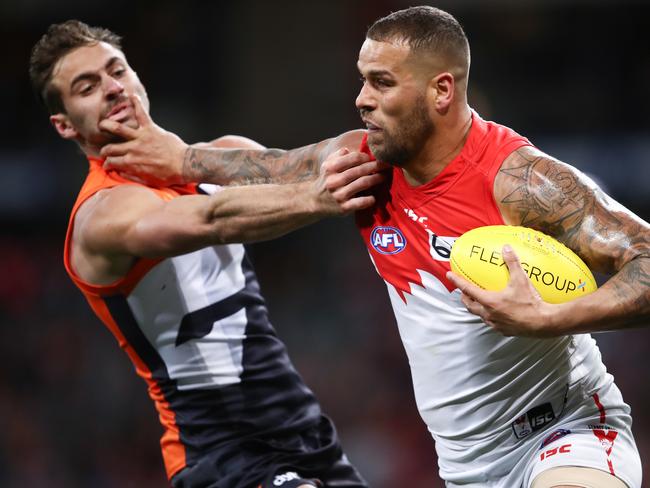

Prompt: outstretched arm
[
  {"left": 447, "top": 145, "right": 650, "bottom": 337},
  {"left": 98, "top": 94, "right": 366, "bottom": 186},
  {"left": 72, "top": 148, "right": 383, "bottom": 285}
]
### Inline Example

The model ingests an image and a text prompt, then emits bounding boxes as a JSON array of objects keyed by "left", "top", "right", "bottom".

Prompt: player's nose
[
  {"left": 103, "top": 75, "right": 125, "bottom": 98},
  {"left": 355, "top": 82, "right": 375, "bottom": 111}
]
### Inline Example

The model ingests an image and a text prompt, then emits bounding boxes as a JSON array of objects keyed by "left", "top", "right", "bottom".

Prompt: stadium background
[{"left": 1, "top": 0, "right": 649, "bottom": 486}]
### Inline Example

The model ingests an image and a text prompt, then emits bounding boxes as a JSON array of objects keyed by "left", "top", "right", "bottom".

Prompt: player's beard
[{"left": 370, "top": 96, "right": 434, "bottom": 167}]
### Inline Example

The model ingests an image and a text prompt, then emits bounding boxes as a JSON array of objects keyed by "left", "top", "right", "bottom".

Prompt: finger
[
  {"left": 445, "top": 271, "right": 490, "bottom": 303},
  {"left": 324, "top": 150, "right": 371, "bottom": 173},
  {"left": 335, "top": 173, "right": 385, "bottom": 200},
  {"left": 100, "top": 141, "right": 134, "bottom": 158},
  {"left": 103, "top": 156, "right": 126, "bottom": 170},
  {"left": 98, "top": 119, "right": 138, "bottom": 139},
  {"left": 461, "top": 294, "right": 485, "bottom": 317},
  {"left": 501, "top": 245, "right": 529, "bottom": 285},
  {"left": 340, "top": 195, "right": 376, "bottom": 212},
  {"left": 130, "top": 93, "right": 151, "bottom": 128},
  {"left": 327, "top": 161, "right": 385, "bottom": 189}
]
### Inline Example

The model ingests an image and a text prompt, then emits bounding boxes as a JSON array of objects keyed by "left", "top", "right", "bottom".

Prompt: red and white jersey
[{"left": 356, "top": 112, "right": 615, "bottom": 481}]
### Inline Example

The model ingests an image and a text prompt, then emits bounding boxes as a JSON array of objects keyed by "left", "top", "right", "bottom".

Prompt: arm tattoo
[
  {"left": 609, "top": 257, "right": 650, "bottom": 305},
  {"left": 497, "top": 150, "right": 592, "bottom": 239},
  {"left": 496, "top": 146, "right": 650, "bottom": 325},
  {"left": 496, "top": 147, "right": 650, "bottom": 274},
  {"left": 182, "top": 141, "right": 329, "bottom": 186}
]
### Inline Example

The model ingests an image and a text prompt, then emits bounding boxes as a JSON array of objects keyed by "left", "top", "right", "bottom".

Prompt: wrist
[
  {"left": 308, "top": 180, "right": 339, "bottom": 218},
  {"left": 180, "top": 142, "right": 196, "bottom": 184},
  {"left": 539, "top": 301, "right": 576, "bottom": 337}
]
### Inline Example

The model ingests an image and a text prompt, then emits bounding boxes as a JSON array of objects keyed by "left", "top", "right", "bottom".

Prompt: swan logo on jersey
[
  {"left": 371, "top": 226, "right": 407, "bottom": 255},
  {"left": 426, "top": 230, "right": 457, "bottom": 262}
]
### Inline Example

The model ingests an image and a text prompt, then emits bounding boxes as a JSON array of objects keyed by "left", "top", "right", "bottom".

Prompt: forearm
[
  {"left": 551, "top": 256, "right": 650, "bottom": 334},
  {"left": 182, "top": 140, "right": 332, "bottom": 186},
  {"left": 204, "top": 182, "right": 327, "bottom": 244}
]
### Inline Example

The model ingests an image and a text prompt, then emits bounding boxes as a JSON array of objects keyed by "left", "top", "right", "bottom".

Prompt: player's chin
[
  {"left": 117, "top": 115, "right": 139, "bottom": 129},
  {"left": 97, "top": 131, "right": 127, "bottom": 145}
]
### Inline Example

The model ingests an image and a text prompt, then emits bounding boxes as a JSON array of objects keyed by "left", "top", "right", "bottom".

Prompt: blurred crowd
[{"left": 1, "top": 1, "right": 649, "bottom": 487}]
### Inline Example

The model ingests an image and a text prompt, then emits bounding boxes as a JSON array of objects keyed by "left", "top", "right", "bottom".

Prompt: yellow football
[{"left": 449, "top": 225, "right": 597, "bottom": 304}]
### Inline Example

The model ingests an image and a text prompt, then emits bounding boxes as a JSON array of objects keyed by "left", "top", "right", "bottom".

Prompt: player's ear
[
  {"left": 50, "top": 113, "right": 78, "bottom": 140},
  {"left": 429, "top": 72, "right": 454, "bottom": 113}
]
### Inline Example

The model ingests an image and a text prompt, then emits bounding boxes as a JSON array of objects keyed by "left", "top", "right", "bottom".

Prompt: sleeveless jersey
[
  {"left": 64, "top": 158, "right": 322, "bottom": 480},
  {"left": 355, "top": 112, "right": 615, "bottom": 482}
]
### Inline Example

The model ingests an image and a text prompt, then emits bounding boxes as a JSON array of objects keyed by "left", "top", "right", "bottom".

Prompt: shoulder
[
  {"left": 74, "top": 184, "right": 168, "bottom": 248},
  {"left": 498, "top": 145, "right": 596, "bottom": 191},
  {"left": 330, "top": 129, "right": 367, "bottom": 152},
  {"left": 495, "top": 145, "right": 601, "bottom": 231}
]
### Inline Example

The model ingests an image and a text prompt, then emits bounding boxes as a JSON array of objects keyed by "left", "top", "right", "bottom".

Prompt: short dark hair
[
  {"left": 367, "top": 6, "right": 470, "bottom": 76},
  {"left": 29, "top": 20, "right": 122, "bottom": 114}
]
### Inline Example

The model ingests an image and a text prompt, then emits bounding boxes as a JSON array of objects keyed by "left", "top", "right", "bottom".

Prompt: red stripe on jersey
[
  {"left": 607, "top": 459, "right": 615, "bottom": 476},
  {"left": 592, "top": 392, "right": 607, "bottom": 424},
  {"left": 591, "top": 392, "right": 618, "bottom": 476}
]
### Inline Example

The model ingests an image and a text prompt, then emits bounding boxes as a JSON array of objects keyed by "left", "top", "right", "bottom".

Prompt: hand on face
[
  {"left": 446, "top": 245, "right": 557, "bottom": 337},
  {"left": 312, "top": 148, "right": 388, "bottom": 216},
  {"left": 99, "top": 93, "right": 188, "bottom": 186}
]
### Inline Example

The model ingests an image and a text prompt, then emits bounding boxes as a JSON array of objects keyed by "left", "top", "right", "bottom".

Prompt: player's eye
[{"left": 79, "top": 83, "right": 94, "bottom": 95}]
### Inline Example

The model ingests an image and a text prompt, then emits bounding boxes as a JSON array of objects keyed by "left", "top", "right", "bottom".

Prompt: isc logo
[
  {"left": 531, "top": 412, "right": 554, "bottom": 428},
  {"left": 371, "top": 226, "right": 407, "bottom": 255},
  {"left": 540, "top": 444, "right": 571, "bottom": 461}
]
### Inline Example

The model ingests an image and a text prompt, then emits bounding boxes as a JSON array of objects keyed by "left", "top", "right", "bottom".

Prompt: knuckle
[{"left": 324, "top": 179, "right": 338, "bottom": 192}]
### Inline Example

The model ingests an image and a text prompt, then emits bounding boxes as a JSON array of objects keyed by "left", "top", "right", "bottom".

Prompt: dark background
[{"left": 1, "top": 1, "right": 649, "bottom": 487}]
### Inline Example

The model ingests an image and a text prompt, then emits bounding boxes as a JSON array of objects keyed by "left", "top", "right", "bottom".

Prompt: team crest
[{"left": 371, "top": 226, "right": 407, "bottom": 255}]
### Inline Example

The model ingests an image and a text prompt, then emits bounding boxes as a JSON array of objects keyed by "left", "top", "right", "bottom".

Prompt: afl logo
[{"left": 371, "top": 226, "right": 407, "bottom": 255}]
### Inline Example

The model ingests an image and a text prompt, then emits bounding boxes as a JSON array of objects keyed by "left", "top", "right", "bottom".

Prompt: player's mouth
[
  {"left": 104, "top": 101, "right": 133, "bottom": 122},
  {"left": 363, "top": 119, "right": 383, "bottom": 133}
]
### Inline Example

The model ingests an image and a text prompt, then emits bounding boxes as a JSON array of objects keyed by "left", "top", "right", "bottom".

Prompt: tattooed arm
[
  {"left": 181, "top": 135, "right": 359, "bottom": 186},
  {"left": 99, "top": 94, "right": 366, "bottom": 186},
  {"left": 448, "top": 145, "right": 650, "bottom": 337}
]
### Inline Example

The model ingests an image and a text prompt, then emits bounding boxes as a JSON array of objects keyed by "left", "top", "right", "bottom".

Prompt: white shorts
[
  {"left": 445, "top": 380, "right": 642, "bottom": 488},
  {"left": 523, "top": 380, "right": 642, "bottom": 488}
]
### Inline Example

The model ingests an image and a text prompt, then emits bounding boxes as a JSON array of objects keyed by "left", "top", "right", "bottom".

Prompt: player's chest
[{"left": 359, "top": 189, "right": 499, "bottom": 294}]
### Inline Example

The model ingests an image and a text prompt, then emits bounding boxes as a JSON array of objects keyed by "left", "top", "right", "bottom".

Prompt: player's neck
[
  {"left": 402, "top": 104, "right": 472, "bottom": 186},
  {"left": 79, "top": 140, "right": 103, "bottom": 159}
]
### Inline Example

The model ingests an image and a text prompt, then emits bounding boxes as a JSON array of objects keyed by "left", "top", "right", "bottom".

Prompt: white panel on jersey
[
  {"left": 171, "top": 244, "right": 247, "bottom": 311},
  {"left": 384, "top": 268, "right": 605, "bottom": 444},
  {"left": 170, "top": 308, "right": 246, "bottom": 390},
  {"left": 126, "top": 243, "right": 248, "bottom": 389}
]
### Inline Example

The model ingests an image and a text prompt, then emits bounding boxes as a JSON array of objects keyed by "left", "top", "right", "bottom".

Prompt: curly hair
[{"left": 29, "top": 20, "right": 122, "bottom": 114}]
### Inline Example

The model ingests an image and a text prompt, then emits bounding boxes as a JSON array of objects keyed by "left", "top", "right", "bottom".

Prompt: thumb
[{"left": 130, "top": 93, "right": 150, "bottom": 127}]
